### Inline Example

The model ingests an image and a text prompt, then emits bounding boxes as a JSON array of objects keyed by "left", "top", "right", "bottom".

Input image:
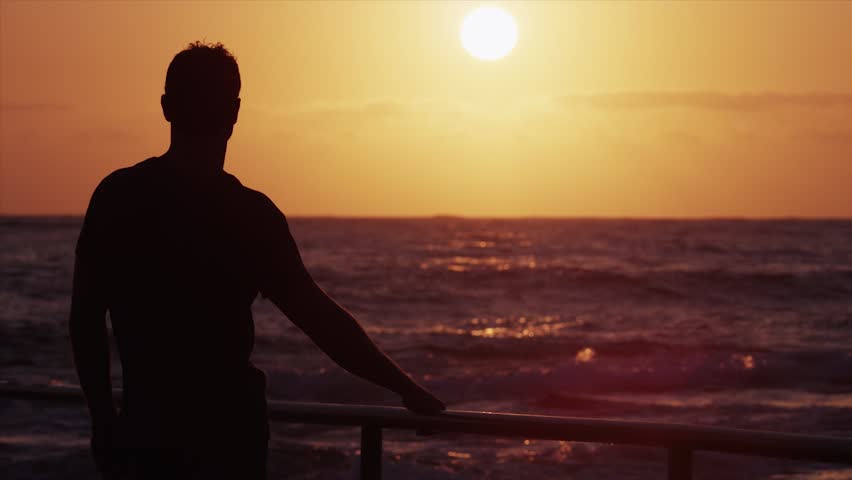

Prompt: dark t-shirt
[{"left": 76, "top": 156, "right": 301, "bottom": 447}]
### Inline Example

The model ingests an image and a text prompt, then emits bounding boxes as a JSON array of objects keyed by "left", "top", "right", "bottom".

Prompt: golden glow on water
[
  {"left": 447, "top": 451, "right": 472, "bottom": 459},
  {"left": 555, "top": 441, "right": 574, "bottom": 462},
  {"left": 469, "top": 325, "right": 535, "bottom": 339},
  {"left": 419, "top": 255, "right": 538, "bottom": 273},
  {"left": 771, "top": 469, "right": 852, "bottom": 480},
  {"left": 466, "top": 315, "right": 582, "bottom": 339},
  {"left": 365, "top": 315, "right": 583, "bottom": 340},
  {"left": 575, "top": 347, "right": 596, "bottom": 363},
  {"left": 588, "top": 391, "right": 852, "bottom": 410}
]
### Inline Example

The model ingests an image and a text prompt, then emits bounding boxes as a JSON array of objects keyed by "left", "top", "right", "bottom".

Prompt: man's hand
[
  {"left": 402, "top": 385, "right": 446, "bottom": 415},
  {"left": 266, "top": 261, "right": 447, "bottom": 416},
  {"left": 91, "top": 421, "right": 123, "bottom": 480}
]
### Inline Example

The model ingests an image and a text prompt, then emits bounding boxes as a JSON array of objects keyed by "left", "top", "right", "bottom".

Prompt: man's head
[{"left": 161, "top": 42, "right": 241, "bottom": 139}]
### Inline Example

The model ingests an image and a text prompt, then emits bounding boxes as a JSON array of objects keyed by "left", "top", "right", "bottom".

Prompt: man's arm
[
  {"left": 69, "top": 255, "right": 115, "bottom": 429},
  {"left": 70, "top": 177, "right": 123, "bottom": 479},
  {"left": 267, "top": 273, "right": 444, "bottom": 413},
  {"left": 69, "top": 255, "right": 125, "bottom": 479},
  {"left": 70, "top": 177, "right": 117, "bottom": 429}
]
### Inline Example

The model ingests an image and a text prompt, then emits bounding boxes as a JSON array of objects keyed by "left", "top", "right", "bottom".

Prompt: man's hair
[
  {"left": 166, "top": 41, "right": 240, "bottom": 100},
  {"left": 164, "top": 42, "right": 241, "bottom": 134}
]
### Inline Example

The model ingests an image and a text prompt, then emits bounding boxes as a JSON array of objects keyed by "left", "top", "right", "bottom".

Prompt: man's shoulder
[
  {"left": 225, "top": 176, "right": 279, "bottom": 214},
  {"left": 232, "top": 183, "right": 292, "bottom": 236},
  {"left": 240, "top": 185, "right": 275, "bottom": 210},
  {"left": 94, "top": 157, "right": 158, "bottom": 192}
]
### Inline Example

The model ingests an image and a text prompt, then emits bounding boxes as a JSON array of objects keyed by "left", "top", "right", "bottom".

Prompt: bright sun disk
[{"left": 461, "top": 7, "right": 518, "bottom": 61}]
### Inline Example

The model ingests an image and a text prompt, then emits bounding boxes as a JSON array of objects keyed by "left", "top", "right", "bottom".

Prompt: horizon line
[{"left": 2, "top": 213, "right": 851, "bottom": 221}]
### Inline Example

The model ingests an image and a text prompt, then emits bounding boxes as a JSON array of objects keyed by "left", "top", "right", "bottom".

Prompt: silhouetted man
[{"left": 69, "top": 41, "right": 444, "bottom": 480}]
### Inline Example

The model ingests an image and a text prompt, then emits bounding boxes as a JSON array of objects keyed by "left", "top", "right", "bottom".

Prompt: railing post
[
  {"left": 668, "top": 447, "right": 692, "bottom": 480},
  {"left": 360, "top": 424, "right": 382, "bottom": 480}
]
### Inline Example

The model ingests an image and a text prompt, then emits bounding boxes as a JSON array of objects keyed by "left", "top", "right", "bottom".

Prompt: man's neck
[{"left": 163, "top": 130, "right": 228, "bottom": 172}]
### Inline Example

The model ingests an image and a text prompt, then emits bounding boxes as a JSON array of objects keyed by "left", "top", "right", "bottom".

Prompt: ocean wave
[{"left": 317, "top": 265, "right": 852, "bottom": 303}]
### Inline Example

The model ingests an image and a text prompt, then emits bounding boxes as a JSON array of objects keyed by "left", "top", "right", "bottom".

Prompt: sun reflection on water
[
  {"left": 418, "top": 254, "right": 539, "bottom": 272},
  {"left": 732, "top": 354, "right": 757, "bottom": 369},
  {"left": 466, "top": 316, "right": 583, "bottom": 339},
  {"left": 575, "top": 347, "right": 596, "bottom": 363},
  {"left": 447, "top": 451, "right": 472, "bottom": 459},
  {"left": 366, "top": 315, "right": 586, "bottom": 341}
]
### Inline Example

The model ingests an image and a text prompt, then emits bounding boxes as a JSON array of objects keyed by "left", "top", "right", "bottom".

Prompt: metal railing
[{"left": 2, "top": 384, "right": 851, "bottom": 480}]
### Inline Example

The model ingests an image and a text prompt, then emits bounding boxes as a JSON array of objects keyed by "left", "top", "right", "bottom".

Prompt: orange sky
[{"left": 1, "top": 1, "right": 851, "bottom": 217}]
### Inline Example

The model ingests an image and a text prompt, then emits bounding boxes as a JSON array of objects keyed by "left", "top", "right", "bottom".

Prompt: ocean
[{"left": 2, "top": 216, "right": 851, "bottom": 479}]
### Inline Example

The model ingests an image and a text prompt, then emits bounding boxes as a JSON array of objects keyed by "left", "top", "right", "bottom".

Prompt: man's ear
[
  {"left": 161, "top": 94, "right": 172, "bottom": 123},
  {"left": 231, "top": 98, "right": 241, "bottom": 125}
]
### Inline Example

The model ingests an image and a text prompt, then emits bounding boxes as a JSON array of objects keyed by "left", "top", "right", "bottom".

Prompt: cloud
[
  {"left": 252, "top": 93, "right": 852, "bottom": 125},
  {"left": 0, "top": 102, "right": 73, "bottom": 112},
  {"left": 72, "top": 128, "right": 140, "bottom": 143},
  {"left": 293, "top": 99, "right": 409, "bottom": 123},
  {"left": 320, "top": 100, "right": 408, "bottom": 117},
  {"left": 242, "top": 92, "right": 852, "bottom": 146},
  {"left": 248, "top": 98, "right": 472, "bottom": 122},
  {"left": 557, "top": 92, "right": 852, "bottom": 111}
]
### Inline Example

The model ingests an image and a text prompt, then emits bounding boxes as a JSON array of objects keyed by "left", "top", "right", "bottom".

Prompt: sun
[{"left": 461, "top": 7, "right": 518, "bottom": 61}]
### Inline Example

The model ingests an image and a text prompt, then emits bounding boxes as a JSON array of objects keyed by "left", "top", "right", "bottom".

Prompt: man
[{"left": 69, "top": 41, "right": 444, "bottom": 479}]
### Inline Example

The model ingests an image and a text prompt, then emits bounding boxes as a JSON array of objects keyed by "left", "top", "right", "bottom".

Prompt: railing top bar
[
  {"left": 3, "top": 384, "right": 850, "bottom": 464},
  {"left": 268, "top": 400, "right": 852, "bottom": 464}
]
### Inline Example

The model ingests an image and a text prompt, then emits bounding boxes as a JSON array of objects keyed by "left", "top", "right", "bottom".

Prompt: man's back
[
  {"left": 78, "top": 156, "right": 284, "bottom": 447},
  {"left": 70, "top": 42, "right": 443, "bottom": 479}
]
